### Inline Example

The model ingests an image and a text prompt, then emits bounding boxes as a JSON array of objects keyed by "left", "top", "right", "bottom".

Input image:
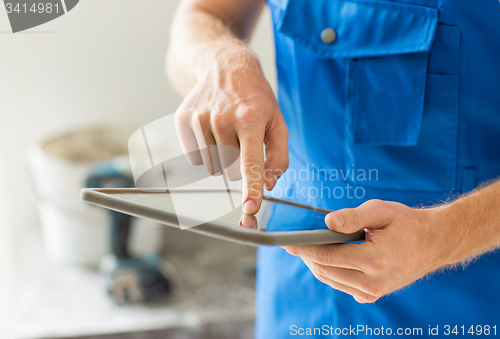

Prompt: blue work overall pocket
[
  {"left": 344, "top": 23, "right": 460, "bottom": 192},
  {"left": 278, "top": 0, "right": 459, "bottom": 192}
]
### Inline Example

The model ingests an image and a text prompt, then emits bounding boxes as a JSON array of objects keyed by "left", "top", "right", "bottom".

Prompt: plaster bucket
[{"left": 28, "top": 127, "right": 163, "bottom": 267}]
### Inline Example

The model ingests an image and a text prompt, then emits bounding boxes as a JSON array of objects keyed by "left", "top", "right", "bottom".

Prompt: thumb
[{"left": 325, "top": 199, "right": 393, "bottom": 234}]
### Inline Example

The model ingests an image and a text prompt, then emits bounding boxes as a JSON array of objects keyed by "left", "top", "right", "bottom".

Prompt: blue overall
[{"left": 256, "top": 0, "right": 500, "bottom": 337}]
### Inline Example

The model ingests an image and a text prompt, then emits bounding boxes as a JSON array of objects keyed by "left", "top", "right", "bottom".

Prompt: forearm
[
  {"left": 166, "top": 1, "right": 264, "bottom": 95},
  {"left": 437, "top": 178, "right": 500, "bottom": 266}
]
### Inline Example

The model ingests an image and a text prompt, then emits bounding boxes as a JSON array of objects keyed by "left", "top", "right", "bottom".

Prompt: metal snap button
[{"left": 321, "top": 28, "right": 337, "bottom": 44}]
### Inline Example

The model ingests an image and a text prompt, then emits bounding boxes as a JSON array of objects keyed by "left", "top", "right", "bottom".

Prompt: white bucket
[{"left": 28, "top": 127, "right": 164, "bottom": 268}]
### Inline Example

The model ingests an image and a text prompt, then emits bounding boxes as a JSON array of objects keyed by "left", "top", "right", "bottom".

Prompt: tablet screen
[{"left": 105, "top": 190, "right": 330, "bottom": 232}]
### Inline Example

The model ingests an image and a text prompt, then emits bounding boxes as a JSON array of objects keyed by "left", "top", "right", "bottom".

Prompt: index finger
[{"left": 239, "top": 132, "right": 265, "bottom": 215}]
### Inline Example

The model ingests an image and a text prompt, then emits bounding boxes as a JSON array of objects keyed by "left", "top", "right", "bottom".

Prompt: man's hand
[
  {"left": 167, "top": 0, "right": 289, "bottom": 216},
  {"left": 175, "top": 52, "right": 288, "bottom": 215},
  {"left": 284, "top": 182, "right": 500, "bottom": 303},
  {"left": 285, "top": 200, "right": 448, "bottom": 303}
]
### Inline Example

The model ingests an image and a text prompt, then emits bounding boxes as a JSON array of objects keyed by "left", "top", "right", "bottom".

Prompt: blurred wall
[
  {"left": 0, "top": 152, "right": 14, "bottom": 339},
  {"left": 0, "top": 0, "right": 275, "bottom": 323}
]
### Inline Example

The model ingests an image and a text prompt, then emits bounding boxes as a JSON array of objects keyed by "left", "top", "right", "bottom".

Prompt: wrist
[
  {"left": 192, "top": 41, "right": 263, "bottom": 84},
  {"left": 429, "top": 199, "right": 484, "bottom": 268},
  {"left": 425, "top": 205, "right": 463, "bottom": 267}
]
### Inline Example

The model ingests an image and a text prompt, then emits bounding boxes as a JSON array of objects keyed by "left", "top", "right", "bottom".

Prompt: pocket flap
[{"left": 278, "top": 0, "right": 438, "bottom": 59}]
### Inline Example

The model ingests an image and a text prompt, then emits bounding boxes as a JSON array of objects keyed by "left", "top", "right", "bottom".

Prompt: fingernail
[
  {"left": 267, "top": 177, "right": 277, "bottom": 190},
  {"left": 243, "top": 200, "right": 256, "bottom": 215},
  {"left": 267, "top": 173, "right": 282, "bottom": 190},
  {"left": 330, "top": 213, "right": 344, "bottom": 228},
  {"left": 241, "top": 215, "right": 252, "bottom": 228},
  {"left": 272, "top": 173, "right": 281, "bottom": 188}
]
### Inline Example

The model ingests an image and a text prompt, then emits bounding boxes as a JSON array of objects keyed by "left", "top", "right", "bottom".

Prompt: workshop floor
[
  {"left": 17, "top": 225, "right": 257, "bottom": 338},
  {"left": 60, "top": 320, "right": 254, "bottom": 339}
]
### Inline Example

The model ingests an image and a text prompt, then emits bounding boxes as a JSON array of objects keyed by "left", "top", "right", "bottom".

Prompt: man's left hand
[{"left": 283, "top": 199, "right": 455, "bottom": 303}]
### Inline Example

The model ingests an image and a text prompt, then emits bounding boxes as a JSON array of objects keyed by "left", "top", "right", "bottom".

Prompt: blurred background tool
[{"left": 86, "top": 165, "right": 171, "bottom": 305}]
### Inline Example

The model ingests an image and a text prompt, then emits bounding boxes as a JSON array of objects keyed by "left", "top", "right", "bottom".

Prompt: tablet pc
[{"left": 80, "top": 188, "right": 365, "bottom": 246}]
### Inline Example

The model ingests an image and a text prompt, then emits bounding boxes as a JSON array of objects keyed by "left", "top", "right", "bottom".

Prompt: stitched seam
[
  {"left": 353, "top": 61, "right": 362, "bottom": 143},
  {"left": 329, "top": 0, "right": 436, "bottom": 14},
  {"left": 283, "top": 32, "right": 433, "bottom": 58}
]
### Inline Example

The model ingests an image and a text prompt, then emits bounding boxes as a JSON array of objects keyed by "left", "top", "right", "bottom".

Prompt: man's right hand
[
  {"left": 167, "top": 0, "right": 288, "bottom": 216},
  {"left": 175, "top": 47, "right": 288, "bottom": 215}
]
